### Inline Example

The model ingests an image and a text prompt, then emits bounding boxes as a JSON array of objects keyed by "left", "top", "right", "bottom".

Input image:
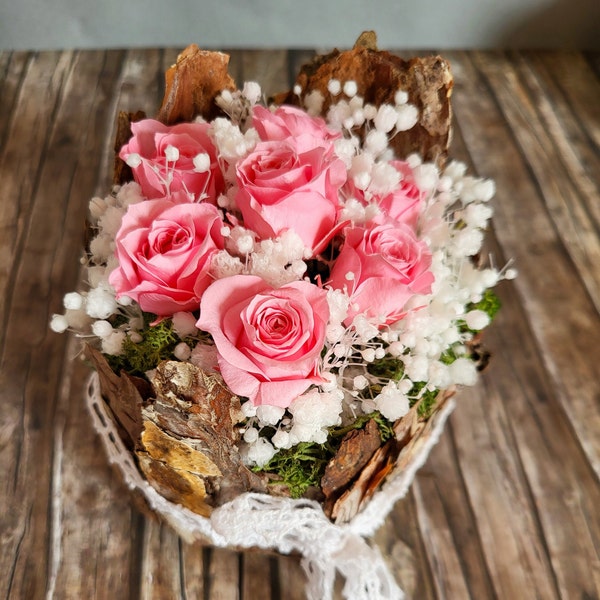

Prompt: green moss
[
  {"left": 105, "top": 314, "right": 184, "bottom": 376},
  {"left": 255, "top": 442, "right": 332, "bottom": 498},
  {"left": 254, "top": 410, "right": 395, "bottom": 498},
  {"left": 367, "top": 355, "right": 404, "bottom": 381},
  {"left": 405, "top": 381, "right": 438, "bottom": 419},
  {"left": 329, "top": 411, "right": 395, "bottom": 443}
]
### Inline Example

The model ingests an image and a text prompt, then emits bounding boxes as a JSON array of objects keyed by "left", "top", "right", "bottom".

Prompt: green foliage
[
  {"left": 255, "top": 442, "right": 332, "bottom": 499},
  {"left": 105, "top": 314, "right": 184, "bottom": 376},
  {"left": 329, "top": 411, "right": 395, "bottom": 443},
  {"left": 255, "top": 410, "right": 395, "bottom": 498},
  {"left": 367, "top": 356, "right": 404, "bottom": 381},
  {"left": 407, "top": 381, "right": 439, "bottom": 419}
]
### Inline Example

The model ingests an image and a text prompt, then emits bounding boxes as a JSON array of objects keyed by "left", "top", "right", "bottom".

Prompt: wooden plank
[
  {"left": 0, "top": 49, "right": 78, "bottom": 600},
  {"left": 48, "top": 350, "right": 142, "bottom": 599},
  {"left": 470, "top": 50, "right": 600, "bottom": 313},
  {"left": 241, "top": 551, "right": 274, "bottom": 599},
  {"left": 445, "top": 49, "right": 600, "bottom": 482},
  {"left": 18, "top": 49, "right": 144, "bottom": 600},
  {"left": 410, "top": 121, "right": 557, "bottom": 600},
  {"left": 207, "top": 548, "right": 240, "bottom": 599},
  {"left": 523, "top": 51, "right": 600, "bottom": 187},
  {"left": 413, "top": 431, "right": 496, "bottom": 599},
  {"left": 483, "top": 271, "right": 600, "bottom": 599},
  {"left": 374, "top": 493, "right": 437, "bottom": 599},
  {"left": 411, "top": 478, "right": 472, "bottom": 599},
  {"left": 139, "top": 522, "right": 184, "bottom": 599},
  {"left": 528, "top": 51, "right": 600, "bottom": 151},
  {"left": 241, "top": 49, "right": 290, "bottom": 98},
  {"left": 95, "top": 48, "right": 166, "bottom": 192},
  {"left": 179, "top": 539, "right": 207, "bottom": 598},
  {"left": 276, "top": 554, "right": 309, "bottom": 600},
  {"left": 0, "top": 51, "right": 73, "bottom": 347},
  {"left": 42, "top": 50, "right": 143, "bottom": 599},
  {"left": 0, "top": 52, "right": 31, "bottom": 153},
  {"left": 445, "top": 51, "right": 600, "bottom": 599}
]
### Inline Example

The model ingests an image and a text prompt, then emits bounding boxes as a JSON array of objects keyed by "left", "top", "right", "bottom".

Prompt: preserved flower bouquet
[{"left": 51, "top": 33, "right": 513, "bottom": 599}]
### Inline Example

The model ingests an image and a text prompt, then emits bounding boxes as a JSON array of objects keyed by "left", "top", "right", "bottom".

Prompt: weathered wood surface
[{"left": 1, "top": 48, "right": 599, "bottom": 599}]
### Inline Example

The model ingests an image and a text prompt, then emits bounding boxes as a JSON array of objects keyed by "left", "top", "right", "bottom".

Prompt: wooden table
[{"left": 1, "top": 47, "right": 599, "bottom": 599}]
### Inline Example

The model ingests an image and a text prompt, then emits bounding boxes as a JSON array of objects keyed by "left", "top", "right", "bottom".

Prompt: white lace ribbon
[{"left": 85, "top": 372, "right": 454, "bottom": 600}]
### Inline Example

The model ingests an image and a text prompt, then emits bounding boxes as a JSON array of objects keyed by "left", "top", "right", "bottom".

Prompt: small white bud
[
  {"left": 63, "top": 292, "right": 83, "bottom": 310},
  {"left": 243, "top": 427, "right": 259, "bottom": 443},
  {"left": 256, "top": 404, "right": 285, "bottom": 426},
  {"left": 361, "top": 348, "right": 376, "bottom": 362},
  {"left": 50, "top": 314, "right": 69, "bottom": 333},
  {"left": 236, "top": 234, "right": 254, "bottom": 254},
  {"left": 395, "top": 104, "right": 419, "bottom": 131},
  {"left": 374, "top": 104, "right": 398, "bottom": 133},
  {"left": 242, "top": 81, "right": 262, "bottom": 104},
  {"left": 172, "top": 311, "right": 198, "bottom": 337},
  {"left": 173, "top": 342, "right": 192, "bottom": 360},
  {"left": 91, "top": 320, "right": 114, "bottom": 338},
  {"left": 394, "top": 90, "right": 409, "bottom": 105},
  {"left": 327, "top": 79, "right": 341, "bottom": 95},
  {"left": 124, "top": 153, "right": 142, "bottom": 168},
  {"left": 164, "top": 145, "right": 179, "bottom": 162},
  {"left": 343, "top": 81, "right": 358, "bottom": 97},
  {"left": 353, "top": 375, "right": 369, "bottom": 390},
  {"left": 193, "top": 153, "right": 211, "bottom": 173},
  {"left": 128, "top": 331, "right": 143, "bottom": 343}
]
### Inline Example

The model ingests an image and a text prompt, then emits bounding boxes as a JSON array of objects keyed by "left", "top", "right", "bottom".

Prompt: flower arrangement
[{"left": 51, "top": 36, "right": 514, "bottom": 578}]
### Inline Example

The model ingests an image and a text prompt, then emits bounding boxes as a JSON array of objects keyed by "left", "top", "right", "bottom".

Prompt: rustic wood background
[{"left": 1, "top": 48, "right": 599, "bottom": 599}]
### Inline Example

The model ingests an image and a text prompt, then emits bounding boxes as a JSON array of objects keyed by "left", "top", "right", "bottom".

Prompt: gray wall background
[{"left": 0, "top": 0, "right": 599, "bottom": 51}]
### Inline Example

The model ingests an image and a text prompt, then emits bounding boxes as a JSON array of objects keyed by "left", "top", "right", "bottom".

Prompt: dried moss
[{"left": 105, "top": 314, "right": 183, "bottom": 376}]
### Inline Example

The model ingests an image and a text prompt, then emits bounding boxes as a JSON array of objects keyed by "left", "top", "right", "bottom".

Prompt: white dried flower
[
  {"left": 63, "top": 292, "right": 83, "bottom": 310},
  {"left": 465, "top": 309, "right": 491, "bottom": 331},
  {"left": 50, "top": 314, "right": 69, "bottom": 333},
  {"left": 172, "top": 311, "right": 198, "bottom": 337},
  {"left": 343, "top": 81, "right": 358, "bottom": 97},
  {"left": 242, "top": 81, "right": 262, "bottom": 104},
  {"left": 193, "top": 152, "right": 211, "bottom": 173},
  {"left": 91, "top": 320, "right": 113, "bottom": 338}
]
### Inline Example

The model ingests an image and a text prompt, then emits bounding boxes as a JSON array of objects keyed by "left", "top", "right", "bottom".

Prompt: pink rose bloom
[
  {"left": 109, "top": 199, "right": 225, "bottom": 316},
  {"left": 252, "top": 105, "right": 341, "bottom": 149},
  {"left": 235, "top": 139, "right": 346, "bottom": 253},
  {"left": 329, "top": 221, "right": 434, "bottom": 323},
  {"left": 119, "top": 119, "right": 223, "bottom": 202},
  {"left": 197, "top": 275, "right": 329, "bottom": 408}
]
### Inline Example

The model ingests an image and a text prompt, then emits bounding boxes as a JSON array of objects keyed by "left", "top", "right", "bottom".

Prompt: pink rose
[
  {"left": 329, "top": 221, "right": 434, "bottom": 323},
  {"left": 109, "top": 199, "right": 225, "bottom": 316},
  {"left": 235, "top": 140, "right": 346, "bottom": 253},
  {"left": 252, "top": 105, "right": 341, "bottom": 149},
  {"left": 119, "top": 119, "right": 223, "bottom": 202},
  {"left": 197, "top": 276, "right": 329, "bottom": 408}
]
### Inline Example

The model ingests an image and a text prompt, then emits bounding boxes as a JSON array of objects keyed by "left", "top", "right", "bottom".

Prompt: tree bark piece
[
  {"left": 321, "top": 418, "right": 381, "bottom": 500},
  {"left": 273, "top": 32, "right": 453, "bottom": 166},
  {"left": 156, "top": 44, "right": 237, "bottom": 125},
  {"left": 86, "top": 345, "right": 145, "bottom": 449}
]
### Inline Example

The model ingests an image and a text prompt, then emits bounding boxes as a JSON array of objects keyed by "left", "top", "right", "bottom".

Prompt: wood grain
[{"left": 0, "top": 47, "right": 599, "bottom": 600}]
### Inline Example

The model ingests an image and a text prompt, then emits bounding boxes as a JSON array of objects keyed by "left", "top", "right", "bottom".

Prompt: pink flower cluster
[{"left": 109, "top": 105, "right": 434, "bottom": 408}]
